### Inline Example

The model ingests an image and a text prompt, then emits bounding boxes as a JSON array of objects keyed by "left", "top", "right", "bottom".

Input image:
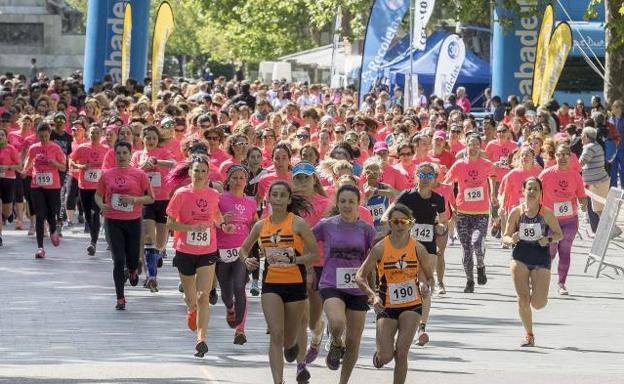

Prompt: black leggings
[
  {"left": 250, "top": 242, "right": 260, "bottom": 281},
  {"left": 65, "top": 176, "right": 79, "bottom": 211},
  {"left": 107, "top": 218, "right": 142, "bottom": 300},
  {"left": 23, "top": 176, "right": 34, "bottom": 214},
  {"left": 31, "top": 188, "right": 61, "bottom": 248},
  {"left": 79, "top": 188, "right": 101, "bottom": 244},
  {"left": 216, "top": 258, "right": 248, "bottom": 325}
]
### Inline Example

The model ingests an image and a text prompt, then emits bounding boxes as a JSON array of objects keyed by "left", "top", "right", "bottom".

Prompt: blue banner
[{"left": 359, "top": 0, "right": 409, "bottom": 105}]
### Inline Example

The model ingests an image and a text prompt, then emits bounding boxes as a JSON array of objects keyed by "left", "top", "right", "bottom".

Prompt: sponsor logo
[
  {"left": 513, "top": 0, "right": 539, "bottom": 97},
  {"left": 104, "top": 1, "right": 126, "bottom": 83}
]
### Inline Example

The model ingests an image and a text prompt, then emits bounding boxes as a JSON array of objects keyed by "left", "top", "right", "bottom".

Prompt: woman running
[
  {"left": 131, "top": 125, "right": 176, "bottom": 292},
  {"left": 362, "top": 157, "right": 397, "bottom": 233},
  {"left": 216, "top": 165, "right": 258, "bottom": 345},
  {"left": 539, "top": 143, "right": 587, "bottom": 295},
  {"left": 0, "top": 127, "right": 21, "bottom": 246},
  {"left": 503, "top": 177, "right": 563, "bottom": 347},
  {"left": 69, "top": 123, "right": 108, "bottom": 255},
  {"left": 444, "top": 134, "right": 496, "bottom": 293},
  {"left": 313, "top": 184, "right": 376, "bottom": 383},
  {"left": 64, "top": 120, "right": 86, "bottom": 228},
  {"left": 23, "top": 122, "right": 66, "bottom": 258},
  {"left": 95, "top": 142, "right": 154, "bottom": 310},
  {"left": 239, "top": 181, "right": 319, "bottom": 384},
  {"left": 167, "top": 155, "right": 232, "bottom": 357},
  {"left": 356, "top": 203, "right": 432, "bottom": 384}
]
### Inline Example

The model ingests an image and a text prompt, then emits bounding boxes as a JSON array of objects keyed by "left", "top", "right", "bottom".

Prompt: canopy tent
[{"left": 381, "top": 31, "right": 491, "bottom": 99}]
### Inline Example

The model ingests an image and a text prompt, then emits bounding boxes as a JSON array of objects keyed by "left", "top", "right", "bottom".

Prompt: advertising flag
[
  {"left": 412, "top": 0, "right": 436, "bottom": 50},
  {"left": 151, "top": 1, "right": 175, "bottom": 103},
  {"left": 531, "top": 4, "right": 554, "bottom": 106},
  {"left": 539, "top": 22, "right": 572, "bottom": 106},
  {"left": 121, "top": 3, "right": 132, "bottom": 85},
  {"left": 359, "top": 0, "right": 410, "bottom": 105},
  {"left": 433, "top": 34, "right": 466, "bottom": 100}
]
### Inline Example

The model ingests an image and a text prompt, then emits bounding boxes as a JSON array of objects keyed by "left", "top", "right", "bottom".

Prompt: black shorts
[
  {"left": 173, "top": 250, "right": 218, "bottom": 276},
  {"left": 143, "top": 200, "right": 168, "bottom": 224},
  {"left": 0, "top": 178, "right": 15, "bottom": 204},
  {"left": 319, "top": 288, "right": 369, "bottom": 312},
  {"left": 377, "top": 304, "right": 422, "bottom": 320},
  {"left": 262, "top": 283, "right": 307, "bottom": 303}
]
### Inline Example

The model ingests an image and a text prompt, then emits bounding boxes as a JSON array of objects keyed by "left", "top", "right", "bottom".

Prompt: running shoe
[
  {"left": 226, "top": 306, "right": 237, "bottom": 328},
  {"left": 304, "top": 334, "right": 324, "bottom": 364},
  {"left": 87, "top": 243, "right": 96, "bottom": 256},
  {"left": 35, "top": 248, "right": 45, "bottom": 259},
  {"left": 438, "top": 283, "right": 446, "bottom": 295},
  {"left": 233, "top": 331, "right": 247, "bottom": 345},
  {"left": 128, "top": 270, "right": 139, "bottom": 287},
  {"left": 417, "top": 328, "right": 429, "bottom": 346},
  {"left": 63, "top": 220, "right": 74, "bottom": 229},
  {"left": 558, "top": 284, "right": 569, "bottom": 295},
  {"left": 464, "top": 279, "right": 475, "bottom": 293},
  {"left": 194, "top": 340, "right": 208, "bottom": 358},
  {"left": 477, "top": 266, "right": 487, "bottom": 285},
  {"left": 284, "top": 343, "right": 299, "bottom": 363},
  {"left": 521, "top": 333, "right": 535, "bottom": 347},
  {"left": 50, "top": 231, "right": 60, "bottom": 247},
  {"left": 187, "top": 309, "right": 197, "bottom": 332},
  {"left": 372, "top": 351, "right": 384, "bottom": 369},
  {"left": 115, "top": 298, "right": 126, "bottom": 310},
  {"left": 209, "top": 288, "right": 218, "bottom": 305},
  {"left": 178, "top": 282, "right": 184, "bottom": 293},
  {"left": 250, "top": 280, "right": 260, "bottom": 296},
  {"left": 78, "top": 215, "right": 85, "bottom": 224},
  {"left": 296, "top": 362, "right": 311, "bottom": 383},
  {"left": 324, "top": 334, "right": 332, "bottom": 352},
  {"left": 325, "top": 341, "right": 342, "bottom": 370},
  {"left": 147, "top": 278, "right": 159, "bottom": 293}
]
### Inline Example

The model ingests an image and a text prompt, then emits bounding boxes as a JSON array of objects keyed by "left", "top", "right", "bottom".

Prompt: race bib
[
  {"left": 368, "top": 203, "right": 386, "bottom": 222},
  {"left": 389, "top": 280, "right": 418, "bottom": 305},
  {"left": 411, "top": 224, "right": 434, "bottom": 242},
  {"left": 499, "top": 156, "right": 509, "bottom": 168},
  {"left": 336, "top": 267, "right": 358, "bottom": 289},
  {"left": 148, "top": 172, "right": 161, "bottom": 187},
  {"left": 84, "top": 169, "right": 102, "bottom": 182},
  {"left": 265, "top": 247, "right": 295, "bottom": 267},
  {"left": 464, "top": 186, "right": 484, "bottom": 202},
  {"left": 519, "top": 222, "right": 542, "bottom": 242},
  {"left": 0, "top": 170, "right": 5, "bottom": 178},
  {"left": 35, "top": 172, "right": 53, "bottom": 186},
  {"left": 186, "top": 231, "right": 210, "bottom": 246},
  {"left": 111, "top": 193, "right": 134, "bottom": 212},
  {"left": 554, "top": 201, "right": 572, "bottom": 217},
  {"left": 219, "top": 247, "right": 240, "bottom": 263}
]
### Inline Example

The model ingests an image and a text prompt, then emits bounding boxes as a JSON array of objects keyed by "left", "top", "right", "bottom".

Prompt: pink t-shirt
[
  {"left": 161, "top": 138, "right": 184, "bottom": 162},
  {"left": 393, "top": 162, "right": 417, "bottom": 188},
  {"left": 216, "top": 192, "right": 257, "bottom": 249},
  {"left": 0, "top": 144, "right": 20, "bottom": 179},
  {"left": 27, "top": 142, "right": 66, "bottom": 189},
  {"left": 257, "top": 171, "right": 292, "bottom": 201},
  {"left": 499, "top": 167, "right": 542, "bottom": 213},
  {"left": 69, "top": 137, "right": 86, "bottom": 179},
  {"left": 219, "top": 157, "right": 240, "bottom": 179},
  {"left": 485, "top": 139, "right": 519, "bottom": 180},
  {"left": 8, "top": 131, "right": 32, "bottom": 153},
  {"left": 449, "top": 141, "right": 465, "bottom": 157},
  {"left": 433, "top": 182, "right": 455, "bottom": 220},
  {"left": 445, "top": 157, "right": 496, "bottom": 214},
  {"left": 130, "top": 147, "right": 174, "bottom": 201},
  {"left": 539, "top": 165, "right": 586, "bottom": 221},
  {"left": 209, "top": 148, "right": 230, "bottom": 169},
  {"left": 97, "top": 167, "right": 152, "bottom": 220},
  {"left": 358, "top": 205, "right": 374, "bottom": 225},
  {"left": 380, "top": 163, "right": 411, "bottom": 191},
  {"left": 69, "top": 142, "right": 109, "bottom": 190},
  {"left": 166, "top": 185, "right": 220, "bottom": 255}
]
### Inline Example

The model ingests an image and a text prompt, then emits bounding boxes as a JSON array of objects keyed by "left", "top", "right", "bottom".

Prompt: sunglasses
[
  {"left": 418, "top": 172, "right": 435, "bottom": 180},
  {"left": 297, "top": 134, "right": 310, "bottom": 139},
  {"left": 263, "top": 135, "right": 276, "bottom": 140},
  {"left": 205, "top": 136, "right": 220, "bottom": 141},
  {"left": 200, "top": 124, "right": 212, "bottom": 129},
  {"left": 390, "top": 218, "right": 413, "bottom": 226},
  {"left": 497, "top": 129, "right": 508, "bottom": 133},
  {"left": 234, "top": 141, "right": 248, "bottom": 147},
  {"left": 162, "top": 122, "right": 175, "bottom": 129},
  {"left": 334, "top": 130, "right": 346, "bottom": 134},
  {"left": 399, "top": 151, "right": 413, "bottom": 157}
]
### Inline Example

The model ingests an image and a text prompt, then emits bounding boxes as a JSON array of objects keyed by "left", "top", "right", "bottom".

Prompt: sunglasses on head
[
  {"left": 390, "top": 218, "right": 413, "bottom": 226},
  {"left": 418, "top": 171, "right": 435, "bottom": 180}
]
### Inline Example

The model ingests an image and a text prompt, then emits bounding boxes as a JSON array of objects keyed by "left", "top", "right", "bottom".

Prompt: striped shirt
[{"left": 579, "top": 142, "right": 609, "bottom": 184}]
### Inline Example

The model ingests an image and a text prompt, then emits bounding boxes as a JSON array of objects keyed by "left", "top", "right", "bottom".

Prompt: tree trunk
[{"left": 604, "top": 0, "right": 624, "bottom": 105}]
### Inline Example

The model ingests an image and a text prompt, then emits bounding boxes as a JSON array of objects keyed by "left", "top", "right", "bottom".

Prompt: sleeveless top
[
  {"left": 259, "top": 212, "right": 306, "bottom": 285},
  {"left": 377, "top": 236, "right": 422, "bottom": 308},
  {"left": 512, "top": 205, "right": 551, "bottom": 267}
]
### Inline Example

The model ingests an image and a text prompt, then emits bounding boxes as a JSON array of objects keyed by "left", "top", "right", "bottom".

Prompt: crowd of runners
[{"left": 0, "top": 71, "right": 623, "bottom": 384}]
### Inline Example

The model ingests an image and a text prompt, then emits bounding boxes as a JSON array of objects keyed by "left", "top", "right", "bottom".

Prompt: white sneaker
[{"left": 558, "top": 284, "right": 569, "bottom": 295}]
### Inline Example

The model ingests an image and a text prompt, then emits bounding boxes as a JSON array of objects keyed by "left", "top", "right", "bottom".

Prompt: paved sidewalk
[{"left": 0, "top": 223, "right": 622, "bottom": 384}]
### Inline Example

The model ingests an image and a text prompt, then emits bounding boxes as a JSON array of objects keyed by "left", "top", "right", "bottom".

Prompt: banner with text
[
  {"left": 539, "top": 22, "right": 572, "bottom": 106},
  {"left": 121, "top": 3, "right": 132, "bottom": 85},
  {"left": 433, "top": 34, "right": 466, "bottom": 100},
  {"left": 412, "top": 0, "right": 436, "bottom": 51},
  {"left": 359, "top": 0, "right": 409, "bottom": 105},
  {"left": 151, "top": 1, "right": 174, "bottom": 102},
  {"left": 531, "top": 3, "right": 554, "bottom": 106}
]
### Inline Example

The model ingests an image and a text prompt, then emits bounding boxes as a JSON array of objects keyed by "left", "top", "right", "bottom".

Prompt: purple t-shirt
[
  {"left": 216, "top": 192, "right": 257, "bottom": 249},
  {"left": 313, "top": 215, "right": 376, "bottom": 296}
]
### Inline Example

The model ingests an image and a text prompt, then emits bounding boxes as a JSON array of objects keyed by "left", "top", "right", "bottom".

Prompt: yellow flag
[
  {"left": 539, "top": 22, "right": 572, "bottom": 106},
  {"left": 531, "top": 4, "right": 554, "bottom": 106},
  {"left": 121, "top": 3, "right": 132, "bottom": 85},
  {"left": 151, "top": 2, "right": 175, "bottom": 103}
]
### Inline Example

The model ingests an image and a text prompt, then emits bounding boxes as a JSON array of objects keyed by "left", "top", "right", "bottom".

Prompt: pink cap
[
  {"left": 554, "top": 132, "right": 568, "bottom": 141},
  {"left": 373, "top": 141, "right": 389, "bottom": 153},
  {"left": 106, "top": 124, "right": 119, "bottom": 134},
  {"left": 433, "top": 130, "right": 447, "bottom": 140}
]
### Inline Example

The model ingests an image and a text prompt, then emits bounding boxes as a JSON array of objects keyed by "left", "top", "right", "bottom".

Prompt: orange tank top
[
  {"left": 259, "top": 212, "right": 306, "bottom": 285},
  {"left": 377, "top": 236, "right": 422, "bottom": 308}
]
